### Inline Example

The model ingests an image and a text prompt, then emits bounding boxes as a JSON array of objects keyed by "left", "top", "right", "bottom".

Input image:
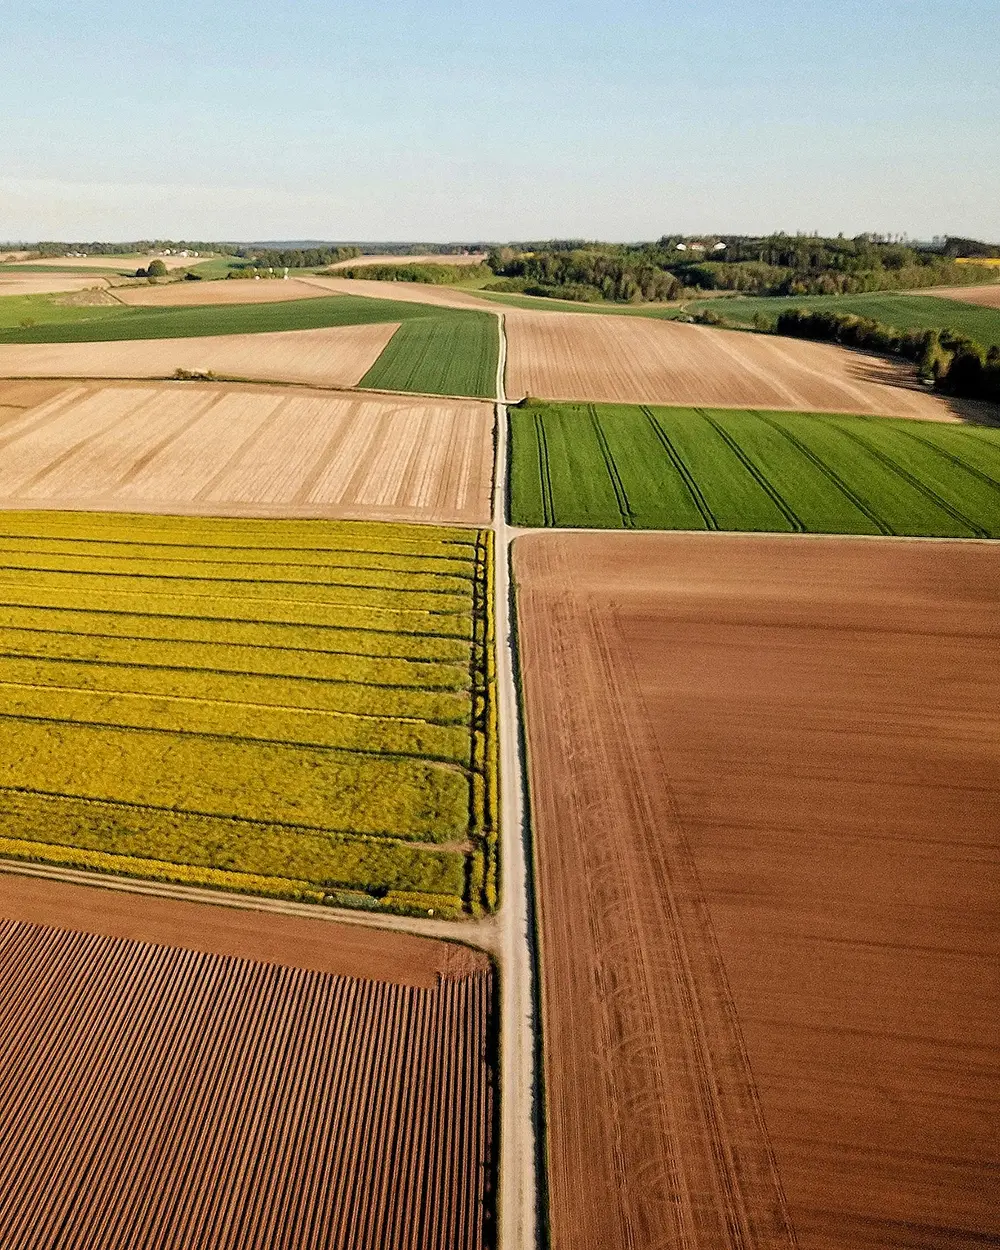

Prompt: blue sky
[{"left": 1, "top": 0, "right": 997, "bottom": 241}]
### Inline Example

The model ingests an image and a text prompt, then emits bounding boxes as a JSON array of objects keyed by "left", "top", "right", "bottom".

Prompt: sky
[{"left": 1, "top": 0, "right": 998, "bottom": 243}]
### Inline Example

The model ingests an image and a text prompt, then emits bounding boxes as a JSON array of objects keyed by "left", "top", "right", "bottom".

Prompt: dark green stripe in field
[
  {"left": 509, "top": 401, "right": 1000, "bottom": 537},
  {"left": 0, "top": 293, "right": 499, "bottom": 398}
]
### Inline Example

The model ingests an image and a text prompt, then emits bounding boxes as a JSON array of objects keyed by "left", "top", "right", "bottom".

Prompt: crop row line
[
  {"left": 641, "top": 406, "right": 719, "bottom": 530},
  {"left": 0, "top": 599, "right": 472, "bottom": 640},
  {"left": 832, "top": 424, "right": 988, "bottom": 538},
  {"left": 534, "top": 413, "right": 556, "bottom": 527},
  {"left": 0, "top": 647, "right": 467, "bottom": 692},
  {"left": 754, "top": 413, "right": 894, "bottom": 535},
  {"left": 0, "top": 532, "right": 478, "bottom": 562},
  {"left": 0, "top": 708, "right": 472, "bottom": 772},
  {"left": 695, "top": 410, "right": 806, "bottom": 531},
  {"left": 588, "top": 405, "right": 635, "bottom": 529},
  {"left": 888, "top": 425, "right": 1000, "bottom": 495}
]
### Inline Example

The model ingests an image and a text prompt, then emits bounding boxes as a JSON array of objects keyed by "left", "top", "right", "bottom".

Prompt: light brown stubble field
[
  {"left": 114, "top": 278, "right": 337, "bottom": 306},
  {"left": 0, "top": 275, "right": 112, "bottom": 297},
  {"left": 504, "top": 311, "right": 958, "bottom": 418},
  {"left": 923, "top": 283, "right": 1000, "bottom": 308},
  {"left": 0, "top": 322, "right": 398, "bottom": 388},
  {"left": 514, "top": 531, "right": 1000, "bottom": 1250},
  {"left": 0, "top": 872, "right": 495, "bottom": 1250},
  {"left": 25, "top": 254, "right": 213, "bottom": 271},
  {"left": 0, "top": 381, "right": 494, "bottom": 523}
]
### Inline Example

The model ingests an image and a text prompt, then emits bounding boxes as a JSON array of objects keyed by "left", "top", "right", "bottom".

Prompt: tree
[{"left": 146, "top": 258, "right": 167, "bottom": 278}]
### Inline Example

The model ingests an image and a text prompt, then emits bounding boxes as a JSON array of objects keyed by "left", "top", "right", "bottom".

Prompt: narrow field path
[{"left": 491, "top": 313, "right": 542, "bottom": 1250}]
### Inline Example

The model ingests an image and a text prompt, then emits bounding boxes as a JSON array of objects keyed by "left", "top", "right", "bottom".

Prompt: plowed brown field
[
  {"left": 514, "top": 532, "right": 1000, "bottom": 1250},
  {"left": 0, "top": 381, "right": 493, "bottom": 523},
  {"left": 504, "top": 311, "right": 954, "bottom": 417},
  {"left": 115, "top": 278, "right": 335, "bottom": 306},
  {"left": 924, "top": 283, "right": 1000, "bottom": 308},
  {"left": 302, "top": 275, "right": 499, "bottom": 311},
  {"left": 0, "top": 322, "right": 397, "bottom": 387},
  {"left": 0, "top": 873, "right": 495, "bottom": 1250}
]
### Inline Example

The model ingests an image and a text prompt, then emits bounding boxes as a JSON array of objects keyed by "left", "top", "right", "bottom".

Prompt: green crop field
[
  {"left": 0, "top": 511, "right": 497, "bottom": 917},
  {"left": 687, "top": 292, "right": 1000, "bottom": 347},
  {"left": 0, "top": 292, "right": 499, "bottom": 398},
  {"left": 510, "top": 400, "right": 1000, "bottom": 537}
]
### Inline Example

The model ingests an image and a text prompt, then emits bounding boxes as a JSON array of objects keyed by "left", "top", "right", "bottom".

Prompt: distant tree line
[
  {"left": 773, "top": 308, "right": 1000, "bottom": 404},
  {"left": 32, "top": 241, "right": 233, "bottom": 257},
  {"left": 486, "top": 235, "right": 1000, "bottom": 301},
  {"left": 233, "top": 246, "right": 362, "bottom": 269},
  {"left": 333, "top": 262, "right": 491, "bottom": 284}
]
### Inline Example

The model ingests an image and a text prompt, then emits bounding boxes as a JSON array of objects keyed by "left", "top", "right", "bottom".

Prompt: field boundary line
[{"left": 0, "top": 856, "right": 499, "bottom": 950}]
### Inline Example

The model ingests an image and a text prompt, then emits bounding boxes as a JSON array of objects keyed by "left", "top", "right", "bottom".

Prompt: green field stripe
[
  {"left": 546, "top": 406, "right": 624, "bottom": 526},
  {"left": 588, "top": 405, "right": 635, "bottom": 528},
  {"left": 753, "top": 413, "right": 895, "bottom": 535},
  {"left": 0, "top": 788, "right": 466, "bottom": 897},
  {"left": 634, "top": 407, "right": 716, "bottom": 529},
  {"left": 0, "top": 602, "right": 471, "bottom": 660},
  {"left": 830, "top": 423, "right": 993, "bottom": 538},
  {"left": 0, "top": 628, "right": 469, "bottom": 690},
  {"left": 705, "top": 410, "right": 880, "bottom": 533},
  {"left": 886, "top": 424, "right": 1000, "bottom": 493},
  {"left": 535, "top": 412, "right": 556, "bottom": 527},
  {"left": 760, "top": 414, "right": 976, "bottom": 538},
  {"left": 359, "top": 313, "right": 498, "bottom": 398},
  {"left": 695, "top": 410, "right": 805, "bottom": 531},
  {"left": 0, "top": 655, "right": 469, "bottom": 724},
  {"left": 0, "top": 716, "right": 469, "bottom": 841}
]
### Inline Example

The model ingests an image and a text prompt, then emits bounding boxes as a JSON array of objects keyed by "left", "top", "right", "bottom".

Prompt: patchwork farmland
[
  {"left": 0, "top": 875, "right": 496, "bottom": 1250},
  {"left": 510, "top": 400, "right": 1000, "bottom": 535},
  {"left": 0, "top": 382, "right": 495, "bottom": 525},
  {"left": 0, "top": 292, "right": 499, "bottom": 397},
  {"left": 0, "top": 511, "right": 497, "bottom": 917},
  {"left": 513, "top": 531, "right": 1000, "bottom": 1250}
]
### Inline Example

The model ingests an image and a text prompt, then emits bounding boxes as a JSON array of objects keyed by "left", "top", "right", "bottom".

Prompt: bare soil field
[
  {"left": 924, "top": 283, "right": 1000, "bottom": 308},
  {"left": 514, "top": 531, "right": 1000, "bottom": 1250},
  {"left": 303, "top": 275, "right": 499, "bottom": 312},
  {"left": 0, "top": 275, "right": 110, "bottom": 297},
  {"left": 504, "top": 311, "right": 957, "bottom": 418},
  {"left": 0, "top": 322, "right": 398, "bottom": 388},
  {"left": 327, "top": 253, "right": 486, "bottom": 269},
  {"left": 27, "top": 254, "right": 212, "bottom": 271},
  {"left": 115, "top": 278, "right": 335, "bottom": 306},
  {"left": 0, "top": 381, "right": 494, "bottom": 523},
  {"left": 0, "top": 874, "right": 495, "bottom": 1250}
]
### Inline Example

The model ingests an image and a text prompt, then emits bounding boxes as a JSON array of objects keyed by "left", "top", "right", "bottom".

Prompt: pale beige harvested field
[
  {"left": 515, "top": 531, "right": 1000, "bottom": 1250},
  {"left": 505, "top": 310, "right": 958, "bottom": 419},
  {"left": 0, "top": 274, "right": 110, "bottom": 297},
  {"left": 27, "top": 253, "right": 213, "bottom": 271},
  {"left": 327, "top": 253, "right": 486, "bottom": 269},
  {"left": 0, "top": 322, "right": 398, "bottom": 387},
  {"left": 115, "top": 278, "right": 335, "bottom": 306},
  {"left": 302, "top": 274, "right": 499, "bottom": 311},
  {"left": 925, "top": 283, "right": 1000, "bottom": 308},
  {"left": 0, "top": 381, "right": 494, "bottom": 523}
]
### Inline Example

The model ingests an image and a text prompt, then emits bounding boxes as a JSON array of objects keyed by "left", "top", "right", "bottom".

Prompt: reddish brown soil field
[
  {"left": 514, "top": 532, "right": 1000, "bottom": 1250},
  {"left": 0, "top": 380, "right": 494, "bottom": 524},
  {"left": 0, "top": 872, "right": 496, "bottom": 1250}
]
